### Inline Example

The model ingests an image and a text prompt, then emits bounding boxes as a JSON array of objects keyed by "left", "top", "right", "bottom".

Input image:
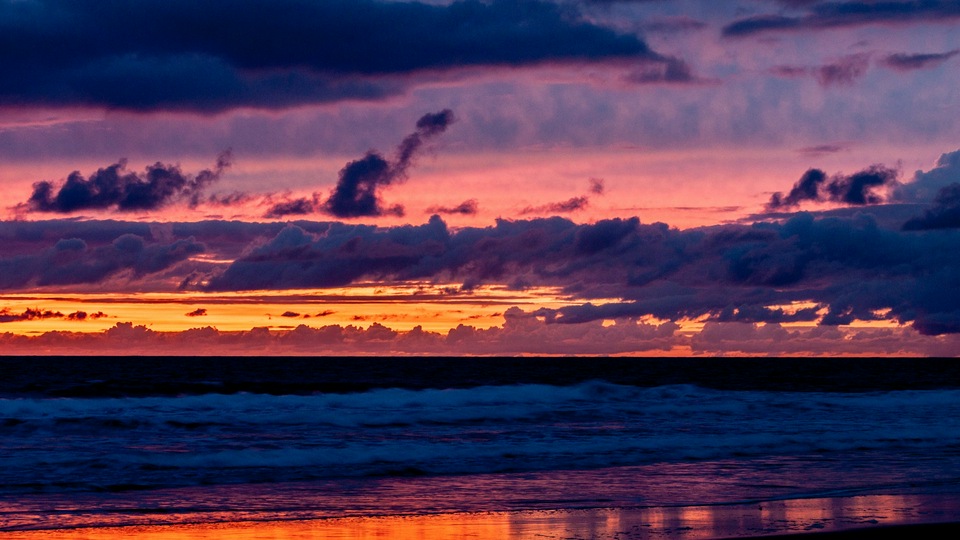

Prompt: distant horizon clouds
[{"left": 1, "top": 0, "right": 959, "bottom": 355}]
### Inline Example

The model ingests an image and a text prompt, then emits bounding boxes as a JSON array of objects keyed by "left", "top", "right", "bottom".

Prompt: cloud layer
[
  {"left": 0, "top": 0, "right": 662, "bottom": 112},
  {"left": 724, "top": 1, "right": 960, "bottom": 37}
]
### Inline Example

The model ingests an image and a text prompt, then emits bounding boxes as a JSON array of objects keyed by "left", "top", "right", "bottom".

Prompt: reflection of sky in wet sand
[{"left": 4, "top": 494, "right": 960, "bottom": 539}]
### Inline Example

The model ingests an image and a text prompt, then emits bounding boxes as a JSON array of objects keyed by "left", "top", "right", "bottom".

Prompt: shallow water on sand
[{"left": 4, "top": 493, "right": 960, "bottom": 539}]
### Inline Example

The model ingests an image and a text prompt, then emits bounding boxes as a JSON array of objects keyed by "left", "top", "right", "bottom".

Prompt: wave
[{"left": 2, "top": 382, "right": 960, "bottom": 493}]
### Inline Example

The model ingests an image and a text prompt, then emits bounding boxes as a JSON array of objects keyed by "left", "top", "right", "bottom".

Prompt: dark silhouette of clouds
[
  {"left": 0, "top": 0, "right": 662, "bottom": 112},
  {"left": 892, "top": 149, "right": 960, "bottom": 203},
  {"left": 24, "top": 151, "right": 231, "bottom": 213},
  {"left": 520, "top": 178, "right": 605, "bottom": 215},
  {"left": 798, "top": 143, "right": 850, "bottom": 157},
  {"left": 0, "top": 307, "right": 64, "bottom": 323},
  {"left": 724, "top": 1, "right": 960, "bottom": 37},
  {"left": 771, "top": 54, "right": 871, "bottom": 86},
  {"left": 202, "top": 211, "right": 960, "bottom": 335},
  {"left": 262, "top": 110, "right": 455, "bottom": 219},
  {"left": 186, "top": 308, "right": 208, "bottom": 317},
  {"left": 326, "top": 109, "right": 454, "bottom": 218},
  {"left": 0, "top": 232, "right": 204, "bottom": 290},
  {"left": 589, "top": 178, "right": 606, "bottom": 195},
  {"left": 767, "top": 165, "right": 898, "bottom": 210},
  {"left": 521, "top": 197, "right": 590, "bottom": 215},
  {"left": 882, "top": 49, "right": 959, "bottom": 70},
  {"left": 903, "top": 183, "right": 960, "bottom": 230},
  {"left": 426, "top": 200, "right": 480, "bottom": 216},
  {"left": 264, "top": 196, "right": 321, "bottom": 219}
]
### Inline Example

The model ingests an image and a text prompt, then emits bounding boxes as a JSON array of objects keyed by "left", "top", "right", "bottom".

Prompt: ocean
[{"left": 2, "top": 357, "right": 960, "bottom": 534}]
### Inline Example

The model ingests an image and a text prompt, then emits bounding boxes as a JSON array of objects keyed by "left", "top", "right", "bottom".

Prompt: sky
[{"left": 2, "top": 0, "right": 960, "bottom": 355}]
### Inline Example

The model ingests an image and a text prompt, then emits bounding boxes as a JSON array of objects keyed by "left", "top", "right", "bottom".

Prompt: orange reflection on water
[{"left": 5, "top": 494, "right": 958, "bottom": 540}]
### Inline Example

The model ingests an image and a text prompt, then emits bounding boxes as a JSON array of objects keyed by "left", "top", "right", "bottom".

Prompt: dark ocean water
[{"left": 2, "top": 356, "right": 960, "bottom": 531}]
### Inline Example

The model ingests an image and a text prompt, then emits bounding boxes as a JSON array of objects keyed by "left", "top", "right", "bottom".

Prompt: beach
[
  {"left": 3, "top": 493, "right": 960, "bottom": 539},
  {"left": 2, "top": 357, "right": 959, "bottom": 538}
]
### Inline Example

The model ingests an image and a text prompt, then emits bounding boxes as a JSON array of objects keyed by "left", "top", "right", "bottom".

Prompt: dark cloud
[
  {"left": 204, "top": 210, "right": 960, "bottom": 334},
  {"left": 798, "top": 143, "right": 850, "bottom": 157},
  {"left": 426, "top": 200, "right": 480, "bottom": 216},
  {"left": 771, "top": 54, "right": 871, "bottom": 86},
  {"left": 881, "top": 50, "right": 959, "bottom": 71},
  {"left": 816, "top": 53, "right": 871, "bottom": 85},
  {"left": 186, "top": 308, "right": 208, "bottom": 317},
  {"left": 259, "top": 110, "right": 455, "bottom": 219},
  {"left": 0, "top": 0, "right": 660, "bottom": 112},
  {"left": 767, "top": 165, "right": 898, "bottom": 210},
  {"left": 325, "top": 109, "right": 454, "bottom": 218},
  {"left": 724, "top": 1, "right": 960, "bottom": 37},
  {"left": 903, "top": 183, "right": 960, "bottom": 230},
  {"left": 589, "top": 178, "right": 606, "bottom": 195},
  {"left": 520, "top": 178, "right": 605, "bottom": 215},
  {"left": 0, "top": 231, "right": 204, "bottom": 290},
  {"left": 892, "top": 149, "right": 960, "bottom": 203},
  {"left": 769, "top": 169, "right": 828, "bottom": 209},
  {"left": 66, "top": 310, "right": 106, "bottom": 321},
  {"left": 264, "top": 195, "right": 321, "bottom": 219},
  {"left": 24, "top": 151, "right": 232, "bottom": 214},
  {"left": 520, "top": 196, "right": 590, "bottom": 215},
  {"left": 0, "top": 307, "right": 108, "bottom": 323},
  {"left": 624, "top": 57, "right": 698, "bottom": 84},
  {"left": 0, "top": 307, "right": 64, "bottom": 323}
]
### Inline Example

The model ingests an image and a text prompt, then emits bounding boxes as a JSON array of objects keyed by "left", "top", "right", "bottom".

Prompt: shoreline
[{"left": 4, "top": 492, "right": 960, "bottom": 539}]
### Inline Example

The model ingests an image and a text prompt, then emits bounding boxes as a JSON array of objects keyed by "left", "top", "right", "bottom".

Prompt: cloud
[
  {"left": 66, "top": 310, "right": 106, "bottom": 321},
  {"left": 771, "top": 53, "right": 871, "bottom": 86},
  {"left": 723, "top": 1, "right": 960, "bottom": 37},
  {"left": 0, "top": 307, "right": 64, "bottom": 323},
  {"left": 198, "top": 202, "right": 960, "bottom": 336},
  {"left": 520, "top": 177, "right": 605, "bottom": 215},
  {"left": 0, "top": 231, "right": 205, "bottom": 290},
  {"left": 892, "top": 148, "right": 960, "bottom": 203},
  {"left": 815, "top": 53, "right": 871, "bottom": 86},
  {"left": 0, "top": 307, "right": 107, "bottom": 323},
  {"left": 881, "top": 49, "right": 960, "bottom": 70},
  {"left": 589, "top": 178, "right": 606, "bottom": 195},
  {"left": 624, "top": 57, "right": 698, "bottom": 84},
  {"left": 264, "top": 195, "right": 321, "bottom": 219},
  {"left": 260, "top": 110, "right": 455, "bottom": 219},
  {"left": 766, "top": 165, "right": 898, "bottom": 210},
  {"left": 903, "top": 183, "right": 960, "bottom": 230},
  {"left": 186, "top": 308, "right": 208, "bottom": 317},
  {"left": 4, "top": 314, "right": 960, "bottom": 356},
  {"left": 325, "top": 109, "right": 455, "bottom": 218},
  {"left": 426, "top": 199, "right": 480, "bottom": 216},
  {"left": 23, "top": 151, "right": 232, "bottom": 214},
  {"left": 797, "top": 143, "right": 850, "bottom": 157},
  {"left": 0, "top": 0, "right": 662, "bottom": 112},
  {"left": 520, "top": 196, "right": 590, "bottom": 215}
]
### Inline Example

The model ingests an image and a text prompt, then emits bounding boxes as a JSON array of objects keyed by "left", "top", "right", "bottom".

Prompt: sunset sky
[{"left": 2, "top": 0, "right": 960, "bottom": 355}]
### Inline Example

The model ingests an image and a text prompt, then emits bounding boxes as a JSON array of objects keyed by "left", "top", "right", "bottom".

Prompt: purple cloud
[
  {"left": 0, "top": 0, "right": 663, "bottom": 112},
  {"left": 426, "top": 200, "right": 480, "bottom": 216},
  {"left": 724, "top": 1, "right": 960, "bottom": 37},
  {"left": 264, "top": 110, "right": 455, "bottom": 219},
  {"left": 771, "top": 54, "right": 871, "bottom": 87},
  {"left": 23, "top": 151, "right": 231, "bottom": 213},
  {"left": 767, "top": 165, "right": 898, "bottom": 210},
  {"left": 882, "top": 50, "right": 959, "bottom": 70}
]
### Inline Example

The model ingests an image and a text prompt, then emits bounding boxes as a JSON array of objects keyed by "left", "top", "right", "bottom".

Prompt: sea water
[{"left": 1, "top": 357, "right": 959, "bottom": 531}]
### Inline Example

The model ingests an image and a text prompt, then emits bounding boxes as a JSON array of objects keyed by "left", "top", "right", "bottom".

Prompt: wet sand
[{"left": 3, "top": 492, "right": 959, "bottom": 539}]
